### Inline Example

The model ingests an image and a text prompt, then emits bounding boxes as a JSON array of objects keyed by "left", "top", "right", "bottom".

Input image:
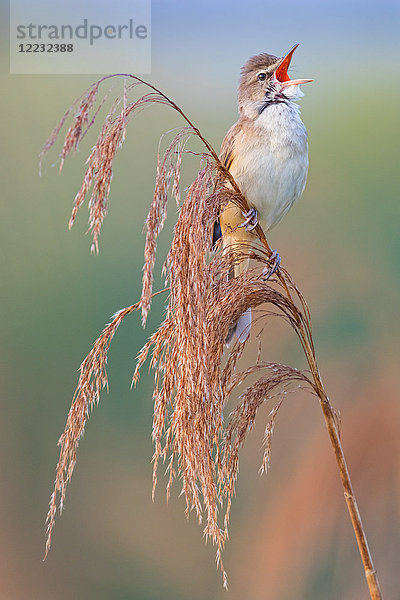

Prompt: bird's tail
[
  {"left": 224, "top": 238, "right": 252, "bottom": 345},
  {"left": 226, "top": 306, "right": 252, "bottom": 345}
]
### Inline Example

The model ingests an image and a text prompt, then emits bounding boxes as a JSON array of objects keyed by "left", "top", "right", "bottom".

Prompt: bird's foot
[
  {"left": 263, "top": 249, "right": 281, "bottom": 279},
  {"left": 239, "top": 208, "right": 258, "bottom": 232}
]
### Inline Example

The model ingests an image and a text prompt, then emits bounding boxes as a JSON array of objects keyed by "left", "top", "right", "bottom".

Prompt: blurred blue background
[{"left": 1, "top": 1, "right": 399, "bottom": 598}]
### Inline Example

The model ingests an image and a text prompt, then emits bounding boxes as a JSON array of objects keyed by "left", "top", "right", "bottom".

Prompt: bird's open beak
[{"left": 274, "top": 44, "right": 313, "bottom": 86}]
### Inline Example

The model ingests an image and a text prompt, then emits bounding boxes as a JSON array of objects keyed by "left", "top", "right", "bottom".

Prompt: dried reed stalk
[{"left": 42, "top": 74, "right": 382, "bottom": 598}]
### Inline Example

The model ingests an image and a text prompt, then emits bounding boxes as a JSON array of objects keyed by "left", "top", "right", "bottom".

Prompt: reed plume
[{"left": 42, "top": 74, "right": 382, "bottom": 598}]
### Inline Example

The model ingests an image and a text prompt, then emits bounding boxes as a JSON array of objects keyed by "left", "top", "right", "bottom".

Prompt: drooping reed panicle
[{"left": 41, "top": 74, "right": 382, "bottom": 598}]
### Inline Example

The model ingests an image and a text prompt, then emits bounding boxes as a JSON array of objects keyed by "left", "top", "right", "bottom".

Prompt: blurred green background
[{"left": 1, "top": 1, "right": 399, "bottom": 598}]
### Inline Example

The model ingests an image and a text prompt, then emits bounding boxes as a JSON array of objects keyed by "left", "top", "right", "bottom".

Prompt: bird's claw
[
  {"left": 239, "top": 208, "right": 258, "bottom": 232},
  {"left": 263, "top": 249, "right": 281, "bottom": 279}
]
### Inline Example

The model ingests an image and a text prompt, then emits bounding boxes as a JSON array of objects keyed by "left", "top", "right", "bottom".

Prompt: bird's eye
[{"left": 257, "top": 72, "right": 266, "bottom": 81}]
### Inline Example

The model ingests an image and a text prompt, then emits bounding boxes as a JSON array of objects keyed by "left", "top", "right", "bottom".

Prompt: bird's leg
[
  {"left": 238, "top": 207, "right": 258, "bottom": 232},
  {"left": 262, "top": 249, "right": 281, "bottom": 279}
]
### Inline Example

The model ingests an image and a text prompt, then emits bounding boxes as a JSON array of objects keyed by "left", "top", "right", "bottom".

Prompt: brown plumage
[{"left": 218, "top": 48, "right": 311, "bottom": 342}]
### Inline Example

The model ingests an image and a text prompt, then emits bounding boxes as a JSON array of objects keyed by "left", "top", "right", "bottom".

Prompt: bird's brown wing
[
  {"left": 219, "top": 121, "right": 253, "bottom": 343},
  {"left": 218, "top": 121, "right": 249, "bottom": 239},
  {"left": 219, "top": 121, "right": 241, "bottom": 171},
  {"left": 213, "top": 122, "right": 240, "bottom": 248}
]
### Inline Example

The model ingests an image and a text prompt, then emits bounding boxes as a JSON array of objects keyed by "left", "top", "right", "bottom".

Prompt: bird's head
[{"left": 238, "top": 45, "right": 313, "bottom": 117}]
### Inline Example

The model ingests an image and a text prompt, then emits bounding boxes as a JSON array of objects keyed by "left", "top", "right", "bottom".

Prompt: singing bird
[{"left": 215, "top": 44, "right": 313, "bottom": 343}]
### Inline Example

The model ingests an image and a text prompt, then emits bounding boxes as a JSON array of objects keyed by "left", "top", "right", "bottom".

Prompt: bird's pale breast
[{"left": 230, "top": 103, "right": 308, "bottom": 232}]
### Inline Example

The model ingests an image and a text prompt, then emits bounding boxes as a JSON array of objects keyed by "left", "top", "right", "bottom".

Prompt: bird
[{"left": 215, "top": 44, "right": 313, "bottom": 343}]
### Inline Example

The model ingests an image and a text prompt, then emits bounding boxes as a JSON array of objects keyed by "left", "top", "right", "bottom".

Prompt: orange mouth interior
[{"left": 274, "top": 44, "right": 298, "bottom": 83}]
